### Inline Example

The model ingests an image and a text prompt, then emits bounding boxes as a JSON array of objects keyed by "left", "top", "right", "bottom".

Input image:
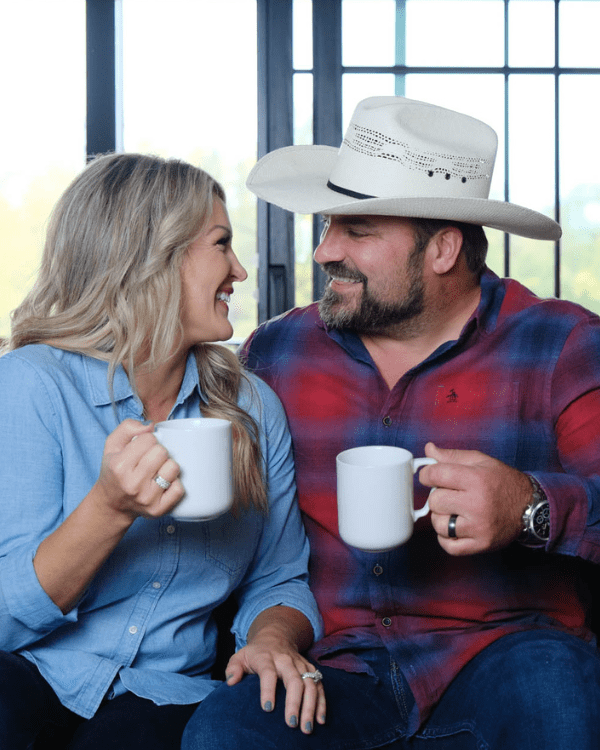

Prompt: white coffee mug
[
  {"left": 336, "top": 445, "right": 436, "bottom": 552},
  {"left": 154, "top": 418, "right": 233, "bottom": 521}
]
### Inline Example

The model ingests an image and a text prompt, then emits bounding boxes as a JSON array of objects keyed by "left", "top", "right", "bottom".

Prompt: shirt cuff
[
  {"left": 231, "top": 585, "right": 324, "bottom": 650},
  {"left": 1, "top": 548, "right": 77, "bottom": 634}
]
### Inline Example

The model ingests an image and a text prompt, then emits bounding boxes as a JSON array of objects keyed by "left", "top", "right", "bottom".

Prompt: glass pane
[
  {"left": 559, "top": 75, "right": 600, "bottom": 315},
  {"left": 294, "top": 73, "right": 313, "bottom": 145},
  {"left": 342, "top": 0, "right": 397, "bottom": 67},
  {"left": 0, "top": 0, "right": 86, "bottom": 339},
  {"left": 294, "top": 215, "right": 314, "bottom": 308},
  {"left": 405, "top": 0, "right": 505, "bottom": 67},
  {"left": 122, "top": 0, "right": 258, "bottom": 342},
  {"left": 294, "top": 0, "right": 313, "bottom": 70},
  {"left": 507, "top": 75, "right": 556, "bottom": 298},
  {"left": 509, "top": 0, "right": 555, "bottom": 68},
  {"left": 560, "top": 0, "right": 600, "bottom": 68}
]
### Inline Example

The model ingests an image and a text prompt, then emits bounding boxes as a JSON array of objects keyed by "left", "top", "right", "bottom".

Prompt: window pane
[
  {"left": 342, "top": 0, "right": 397, "bottom": 67},
  {"left": 509, "top": 0, "right": 555, "bottom": 68},
  {"left": 122, "top": 0, "right": 258, "bottom": 341},
  {"left": 405, "top": 0, "right": 505, "bottom": 67},
  {"left": 0, "top": 0, "right": 86, "bottom": 338},
  {"left": 294, "top": 0, "right": 313, "bottom": 70},
  {"left": 560, "top": 0, "right": 600, "bottom": 68},
  {"left": 559, "top": 75, "right": 600, "bottom": 314},
  {"left": 294, "top": 73, "right": 313, "bottom": 145},
  {"left": 507, "top": 74, "right": 556, "bottom": 298},
  {"left": 293, "top": 72, "right": 314, "bottom": 307}
]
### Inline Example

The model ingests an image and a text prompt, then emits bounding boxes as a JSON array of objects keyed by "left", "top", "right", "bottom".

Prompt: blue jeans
[
  {"left": 0, "top": 651, "right": 198, "bottom": 750},
  {"left": 181, "top": 630, "right": 600, "bottom": 750}
]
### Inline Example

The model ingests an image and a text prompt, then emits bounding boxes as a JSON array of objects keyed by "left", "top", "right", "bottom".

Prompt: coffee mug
[
  {"left": 154, "top": 418, "right": 233, "bottom": 521},
  {"left": 336, "top": 445, "right": 436, "bottom": 551}
]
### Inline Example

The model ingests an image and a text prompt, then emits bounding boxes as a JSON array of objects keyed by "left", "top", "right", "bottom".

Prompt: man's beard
[{"left": 318, "top": 252, "right": 425, "bottom": 334}]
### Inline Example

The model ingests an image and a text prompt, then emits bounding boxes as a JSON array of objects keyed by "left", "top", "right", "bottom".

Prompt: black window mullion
[
  {"left": 86, "top": 0, "right": 117, "bottom": 158},
  {"left": 256, "top": 0, "right": 295, "bottom": 322}
]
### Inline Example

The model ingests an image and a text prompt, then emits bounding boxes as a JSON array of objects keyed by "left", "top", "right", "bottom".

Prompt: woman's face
[{"left": 179, "top": 198, "right": 247, "bottom": 347}]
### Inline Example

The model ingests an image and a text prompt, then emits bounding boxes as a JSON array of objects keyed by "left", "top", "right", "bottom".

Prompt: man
[{"left": 183, "top": 97, "right": 600, "bottom": 749}]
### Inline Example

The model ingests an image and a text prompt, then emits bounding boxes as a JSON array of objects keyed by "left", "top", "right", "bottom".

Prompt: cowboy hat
[{"left": 246, "top": 96, "right": 561, "bottom": 241}]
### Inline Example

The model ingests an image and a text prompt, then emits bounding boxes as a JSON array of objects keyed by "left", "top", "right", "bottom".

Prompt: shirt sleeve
[
  {"left": 0, "top": 353, "right": 78, "bottom": 651},
  {"left": 540, "top": 317, "right": 600, "bottom": 561},
  {"left": 230, "top": 375, "right": 323, "bottom": 648}
]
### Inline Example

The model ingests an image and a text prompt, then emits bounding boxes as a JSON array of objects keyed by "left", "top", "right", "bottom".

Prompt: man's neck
[{"left": 360, "top": 280, "right": 481, "bottom": 390}]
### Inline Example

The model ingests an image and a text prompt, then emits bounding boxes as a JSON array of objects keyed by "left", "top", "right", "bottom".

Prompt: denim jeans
[
  {"left": 181, "top": 630, "right": 600, "bottom": 750},
  {"left": 0, "top": 651, "right": 198, "bottom": 750}
]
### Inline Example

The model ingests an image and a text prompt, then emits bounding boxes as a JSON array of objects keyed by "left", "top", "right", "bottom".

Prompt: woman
[{"left": 0, "top": 153, "right": 325, "bottom": 749}]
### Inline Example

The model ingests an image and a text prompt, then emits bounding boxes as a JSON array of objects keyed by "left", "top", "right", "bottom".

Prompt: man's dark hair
[{"left": 410, "top": 218, "right": 488, "bottom": 276}]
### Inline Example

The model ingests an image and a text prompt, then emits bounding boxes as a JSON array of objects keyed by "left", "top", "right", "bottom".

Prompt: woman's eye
[{"left": 216, "top": 235, "right": 232, "bottom": 249}]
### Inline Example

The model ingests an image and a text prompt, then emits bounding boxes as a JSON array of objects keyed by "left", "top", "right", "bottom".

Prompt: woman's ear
[{"left": 429, "top": 226, "right": 464, "bottom": 275}]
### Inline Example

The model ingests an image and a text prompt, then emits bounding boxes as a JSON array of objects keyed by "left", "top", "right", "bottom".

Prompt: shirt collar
[{"left": 84, "top": 349, "right": 206, "bottom": 408}]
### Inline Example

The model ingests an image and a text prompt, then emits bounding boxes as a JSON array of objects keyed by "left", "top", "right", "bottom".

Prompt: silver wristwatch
[{"left": 518, "top": 474, "right": 550, "bottom": 547}]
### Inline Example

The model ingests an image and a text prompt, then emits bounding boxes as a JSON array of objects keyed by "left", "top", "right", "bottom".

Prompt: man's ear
[{"left": 429, "top": 226, "right": 464, "bottom": 275}]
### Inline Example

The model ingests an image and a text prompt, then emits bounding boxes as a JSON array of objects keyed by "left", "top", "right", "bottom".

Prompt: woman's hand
[
  {"left": 96, "top": 419, "right": 185, "bottom": 521},
  {"left": 224, "top": 606, "right": 326, "bottom": 734}
]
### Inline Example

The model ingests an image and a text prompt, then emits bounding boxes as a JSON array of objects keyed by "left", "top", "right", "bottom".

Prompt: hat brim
[{"left": 247, "top": 145, "right": 561, "bottom": 241}]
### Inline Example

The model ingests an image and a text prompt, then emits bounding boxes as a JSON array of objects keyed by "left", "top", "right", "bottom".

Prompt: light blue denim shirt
[{"left": 0, "top": 344, "right": 322, "bottom": 718}]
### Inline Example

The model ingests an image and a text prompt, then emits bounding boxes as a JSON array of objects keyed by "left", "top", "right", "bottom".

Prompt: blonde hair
[{"left": 9, "top": 152, "right": 267, "bottom": 512}]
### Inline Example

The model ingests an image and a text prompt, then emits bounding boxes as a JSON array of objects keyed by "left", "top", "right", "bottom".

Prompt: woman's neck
[{"left": 125, "top": 350, "right": 190, "bottom": 424}]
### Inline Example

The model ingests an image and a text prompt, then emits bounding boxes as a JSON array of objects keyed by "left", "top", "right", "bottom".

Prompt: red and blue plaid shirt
[{"left": 241, "top": 268, "right": 600, "bottom": 730}]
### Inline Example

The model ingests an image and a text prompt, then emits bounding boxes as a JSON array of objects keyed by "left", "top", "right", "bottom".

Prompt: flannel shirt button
[
  {"left": 382, "top": 416, "right": 392, "bottom": 427},
  {"left": 381, "top": 617, "right": 392, "bottom": 627},
  {"left": 373, "top": 565, "right": 384, "bottom": 576}
]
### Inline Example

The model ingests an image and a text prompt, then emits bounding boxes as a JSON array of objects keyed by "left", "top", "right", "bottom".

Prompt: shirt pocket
[
  {"left": 430, "top": 378, "right": 521, "bottom": 465},
  {"left": 202, "top": 511, "right": 260, "bottom": 578}
]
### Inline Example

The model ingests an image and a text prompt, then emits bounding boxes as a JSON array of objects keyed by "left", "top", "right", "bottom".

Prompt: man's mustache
[{"left": 321, "top": 261, "right": 367, "bottom": 285}]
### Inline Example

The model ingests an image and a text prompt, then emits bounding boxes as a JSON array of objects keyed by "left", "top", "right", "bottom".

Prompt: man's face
[{"left": 314, "top": 215, "right": 426, "bottom": 334}]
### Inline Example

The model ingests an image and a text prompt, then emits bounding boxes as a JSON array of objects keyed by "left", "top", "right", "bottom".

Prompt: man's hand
[
  {"left": 418, "top": 442, "right": 532, "bottom": 555},
  {"left": 224, "top": 606, "right": 326, "bottom": 734}
]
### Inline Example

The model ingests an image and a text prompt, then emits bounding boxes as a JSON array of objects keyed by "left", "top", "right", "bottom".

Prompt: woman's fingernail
[
  {"left": 305, "top": 721, "right": 313, "bottom": 733},
  {"left": 288, "top": 715, "right": 298, "bottom": 728},
  {"left": 263, "top": 701, "right": 273, "bottom": 712}
]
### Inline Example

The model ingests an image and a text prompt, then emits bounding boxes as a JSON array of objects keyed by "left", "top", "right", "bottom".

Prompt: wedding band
[
  {"left": 448, "top": 514, "right": 458, "bottom": 539},
  {"left": 154, "top": 475, "right": 171, "bottom": 490},
  {"left": 301, "top": 670, "right": 323, "bottom": 684}
]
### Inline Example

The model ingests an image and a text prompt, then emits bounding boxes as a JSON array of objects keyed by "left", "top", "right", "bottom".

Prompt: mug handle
[{"left": 412, "top": 457, "right": 437, "bottom": 520}]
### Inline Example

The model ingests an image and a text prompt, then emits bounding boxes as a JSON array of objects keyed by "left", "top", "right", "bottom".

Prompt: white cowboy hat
[{"left": 247, "top": 96, "right": 561, "bottom": 241}]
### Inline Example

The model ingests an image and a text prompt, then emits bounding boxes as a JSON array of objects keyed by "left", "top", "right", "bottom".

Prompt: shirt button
[
  {"left": 373, "top": 565, "right": 384, "bottom": 576},
  {"left": 152, "top": 582, "right": 161, "bottom": 589},
  {"left": 382, "top": 617, "right": 392, "bottom": 627},
  {"left": 166, "top": 525, "right": 176, "bottom": 534},
  {"left": 129, "top": 625, "right": 138, "bottom": 634},
  {"left": 382, "top": 416, "right": 392, "bottom": 427}
]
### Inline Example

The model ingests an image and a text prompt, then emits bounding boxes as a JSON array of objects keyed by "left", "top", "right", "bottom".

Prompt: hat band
[{"left": 327, "top": 180, "right": 375, "bottom": 201}]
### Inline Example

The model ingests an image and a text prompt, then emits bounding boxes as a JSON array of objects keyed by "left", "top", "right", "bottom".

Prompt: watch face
[{"left": 532, "top": 503, "right": 550, "bottom": 540}]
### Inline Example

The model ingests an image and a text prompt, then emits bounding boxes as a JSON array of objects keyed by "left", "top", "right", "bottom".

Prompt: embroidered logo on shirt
[{"left": 446, "top": 389, "right": 458, "bottom": 404}]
